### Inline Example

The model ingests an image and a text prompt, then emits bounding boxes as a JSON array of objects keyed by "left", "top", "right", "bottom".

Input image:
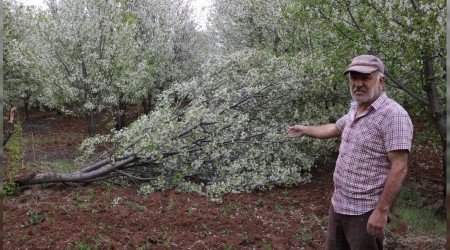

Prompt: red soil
[{"left": 3, "top": 108, "right": 444, "bottom": 249}]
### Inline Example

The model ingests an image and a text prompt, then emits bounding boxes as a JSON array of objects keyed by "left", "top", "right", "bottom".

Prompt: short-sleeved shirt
[{"left": 333, "top": 92, "right": 413, "bottom": 215}]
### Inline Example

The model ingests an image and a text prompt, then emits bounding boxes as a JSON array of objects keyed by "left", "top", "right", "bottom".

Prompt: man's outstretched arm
[{"left": 287, "top": 124, "right": 342, "bottom": 139}]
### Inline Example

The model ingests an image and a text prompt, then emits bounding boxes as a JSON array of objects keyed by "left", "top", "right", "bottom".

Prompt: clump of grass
[
  {"left": 242, "top": 232, "right": 250, "bottom": 244},
  {"left": 127, "top": 202, "right": 148, "bottom": 212},
  {"left": 35, "top": 159, "right": 77, "bottom": 173},
  {"left": 187, "top": 206, "right": 197, "bottom": 216},
  {"left": 275, "top": 204, "right": 284, "bottom": 214},
  {"left": 282, "top": 189, "right": 289, "bottom": 198},
  {"left": 75, "top": 241, "right": 90, "bottom": 250},
  {"left": 167, "top": 199, "right": 175, "bottom": 212},
  {"left": 18, "top": 209, "right": 46, "bottom": 228},
  {"left": 260, "top": 238, "right": 272, "bottom": 249},
  {"left": 156, "top": 235, "right": 172, "bottom": 246},
  {"left": 393, "top": 207, "right": 445, "bottom": 237},
  {"left": 221, "top": 228, "right": 231, "bottom": 235},
  {"left": 227, "top": 201, "right": 240, "bottom": 210},
  {"left": 395, "top": 186, "right": 424, "bottom": 208},
  {"left": 389, "top": 187, "right": 446, "bottom": 238},
  {"left": 222, "top": 244, "right": 233, "bottom": 250},
  {"left": 220, "top": 208, "right": 228, "bottom": 220},
  {"left": 255, "top": 198, "right": 267, "bottom": 206},
  {"left": 3, "top": 123, "right": 24, "bottom": 196}
]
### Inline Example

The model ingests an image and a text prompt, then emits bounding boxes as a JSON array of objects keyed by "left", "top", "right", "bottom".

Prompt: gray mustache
[{"left": 353, "top": 87, "right": 367, "bottom": 92}]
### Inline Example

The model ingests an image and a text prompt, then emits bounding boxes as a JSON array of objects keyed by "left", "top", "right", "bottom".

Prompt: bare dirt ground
[{"left": 3, "top": 108, "right": 445, "bottom": 249}]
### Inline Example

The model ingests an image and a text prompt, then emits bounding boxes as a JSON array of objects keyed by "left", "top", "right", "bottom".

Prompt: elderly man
[{"left": 287, "top": 55, "right": 413, "bottom": 249}]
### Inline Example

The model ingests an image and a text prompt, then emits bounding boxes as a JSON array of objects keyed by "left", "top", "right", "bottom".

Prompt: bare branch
[
  {"left": 385, "top": 71, "right": 429, "bottom": 106},
  {"left": 115, "top": 170, "right": 157, "bottom": 181},
  {"left": 345, "top": 4, "right": 364, "bottom": 34}
]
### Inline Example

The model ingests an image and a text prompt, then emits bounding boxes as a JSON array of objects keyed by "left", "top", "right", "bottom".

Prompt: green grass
[
  {"left": 221, "top": 228, "right": 231, "bottom": 235},
  {"left": 75, "top": 241, "right": 90, "bottom": 250},
  {"left": 4, "top": 123, "right": 24, "bottom": 196},
  {"left": 55, "top": 160, "right": 77, "bottom": 172},
  {"left": 255, "top": 198, "right": 267, "bottom": 206},
  {"left": 388, "top": 187, "right": 446, "bottom": 238},
  {"left": 396, "top": 187, "right": 423, "bottom": 207},
  {"left": 33, "top": 159, "right": 77, "bottom": 173},
  {"left": 20, "top": 130, "right": 81, "bottom": 173},
  {"left": 187, "top": 206, "right": 196, "bottom": 216},
  {"left": 242, "top": 232, "right": 250, "bottom": 244},
  {"left": 156, "top": 235, "right": 171, "bottom": 246},
  {"left": 394, "top": 207, "right": 445, "bottom": 237},
  {"left": 275, "top": 204, "right": 284, "bottom": 214},
  {"left": 127, "top": 202, "right": 148, "bottom": 212},
  {"left": 222, "top": 244, "right": 233, "bottom": 250},
  {"left": 167, "top": 199, "right": 175, "bottom": 212},
  {"left": 220, "top": 208, "right": 228, "bottom": 220},
  {"left": 260, "top": 238, "right": 273, "bottom": 250}
]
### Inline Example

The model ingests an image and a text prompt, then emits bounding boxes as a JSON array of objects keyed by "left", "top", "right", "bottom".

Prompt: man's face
[{"left": 349, "top": 71, "right": 384, "bottom": 106}]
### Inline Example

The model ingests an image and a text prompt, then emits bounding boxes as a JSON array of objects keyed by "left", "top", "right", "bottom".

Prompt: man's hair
[
  {"left": 376, "top": 71, "right": 384, "bottom": 81},
  {"left": 376, "top": 71, "right": 384, "bottom": 90}
]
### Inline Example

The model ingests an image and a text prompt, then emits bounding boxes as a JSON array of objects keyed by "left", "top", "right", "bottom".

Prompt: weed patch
[
  {"left": 390, "top": 207, "right": 445, "bottom": 237},
  {"left": 386, "top": 186, "right": 446, "bottom": 248},
  {"left": 167, "top": 199, "right": 175, "bottom": 212},
  {"left": 18, "top": 209, "right": 46, "bottom": 228},
  {"left": 3, "top": 123, "right": 24, "bottom": 196},
  {"left": 127, "top": 202, "right": 148, "bottom": 212}
]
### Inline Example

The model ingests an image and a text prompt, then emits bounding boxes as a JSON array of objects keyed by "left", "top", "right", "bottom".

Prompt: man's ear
[{"left": 379, "top": 76, "right": 385, "bottom": 89}]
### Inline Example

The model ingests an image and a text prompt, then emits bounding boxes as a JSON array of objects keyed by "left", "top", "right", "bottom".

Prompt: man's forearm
[{"left": 303, "top": 124, "right": 341, "bottom": 139}]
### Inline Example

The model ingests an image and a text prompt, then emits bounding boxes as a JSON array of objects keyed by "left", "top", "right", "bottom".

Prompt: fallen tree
[{"left": 14, "top": 50, "right": 342, "bottom": 201}]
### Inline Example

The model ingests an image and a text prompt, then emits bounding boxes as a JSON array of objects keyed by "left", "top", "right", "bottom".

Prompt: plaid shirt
[{"left": 333, "top": 92, "right": 413, "bottom": 215}]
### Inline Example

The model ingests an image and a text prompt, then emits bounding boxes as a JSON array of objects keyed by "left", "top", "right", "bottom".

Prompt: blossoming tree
[{"left": 9, "top": 0, "right": 445, "bottom": 208}]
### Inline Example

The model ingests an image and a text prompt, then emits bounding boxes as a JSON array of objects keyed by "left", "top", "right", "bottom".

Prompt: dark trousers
[{"left": 325, "top": 205, "right": 384, "bottom": 250}]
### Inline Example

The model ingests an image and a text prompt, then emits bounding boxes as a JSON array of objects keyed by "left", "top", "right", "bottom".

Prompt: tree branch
[
  {"left": 410, "top": 0, "right": 419, "bottom": 11},
  {"left": 384, "top": 71, "right": 429, "bottom": 106}
]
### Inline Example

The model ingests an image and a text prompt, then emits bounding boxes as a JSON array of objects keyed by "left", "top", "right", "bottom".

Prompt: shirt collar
[
  {"left": 370, "top": 92, "right": 387, "bottom": 111},
  {"left": 349, "top": 92, "right": 387, "bottom": 119}
]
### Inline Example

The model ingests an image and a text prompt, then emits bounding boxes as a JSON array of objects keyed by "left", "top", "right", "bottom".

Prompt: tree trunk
[
  {"left": 23, "top": 100, "right": 30, "bottom": 121},
  {"left": 423, "top": 56, "right": 446, "bottom": 218},
  {"left": 423, "top": 57, "right": 446, "bottom": 144},
  {"left": 115, "top": 95, "right": 127, "bottom": 130},
  {"left": 141, "top": 92, "right": 152, "bottom": 115},
  {"left": 86, "top": 109, "right": 100, "bottom": 137},
  {"left": 23, "top": 90, "right": 32, "bottom": 121}
]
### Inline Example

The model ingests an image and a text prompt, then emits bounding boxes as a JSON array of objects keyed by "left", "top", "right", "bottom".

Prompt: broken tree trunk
[
  {"left": 3, "top": 107, "right": 17, "bottom": 146},
  {"left": 15, "top": 154, "right": 140, "bottom": 186}
]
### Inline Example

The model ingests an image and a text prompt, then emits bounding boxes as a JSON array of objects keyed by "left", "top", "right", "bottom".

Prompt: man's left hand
[{"left": 367, "top": 208, "right": 388, "bottom": 237}]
